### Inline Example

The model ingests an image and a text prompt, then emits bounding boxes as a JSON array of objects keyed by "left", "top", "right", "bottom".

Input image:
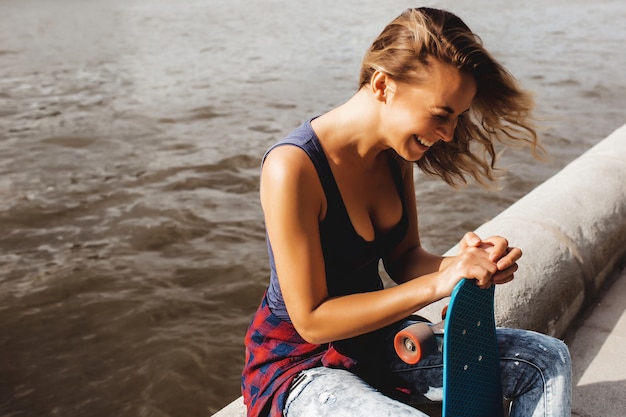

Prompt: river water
[{"left": 0, "top": 0, "right": 624, "bottom": 415}]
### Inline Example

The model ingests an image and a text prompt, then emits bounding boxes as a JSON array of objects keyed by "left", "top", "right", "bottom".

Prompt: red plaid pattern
[{"left": 242, "top": 294, "right": 357, "bottom": 417}]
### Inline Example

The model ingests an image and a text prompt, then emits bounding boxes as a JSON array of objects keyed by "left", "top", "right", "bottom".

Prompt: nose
[{"left": 436, "top": 118, "right": 457, "bottom": 142}]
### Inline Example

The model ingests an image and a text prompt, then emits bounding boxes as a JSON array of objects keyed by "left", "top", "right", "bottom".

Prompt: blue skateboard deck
[{"left": 443, "top": 279, "right": 503, "bottom": 417}]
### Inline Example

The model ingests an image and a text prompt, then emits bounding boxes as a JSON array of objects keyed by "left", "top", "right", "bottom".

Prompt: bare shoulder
[
  {"left": 262, "top": 144, "right": 314, "bottom": 179},
  {"left": 261, "top": 144, "right": 325, "bottom": 218}
]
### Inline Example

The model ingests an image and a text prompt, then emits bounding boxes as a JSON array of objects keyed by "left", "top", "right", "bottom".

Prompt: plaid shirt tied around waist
[{"left": 241, "top": 294, "right": 357, "bottom": 417}]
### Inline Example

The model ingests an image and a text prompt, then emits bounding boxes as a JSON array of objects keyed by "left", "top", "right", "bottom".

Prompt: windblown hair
[{"left": 360, "top": 7, "right": 543, "bottom": 186}]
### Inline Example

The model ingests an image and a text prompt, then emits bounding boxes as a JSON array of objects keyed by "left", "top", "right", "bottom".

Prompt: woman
[{"left": 242, "top": 7, "right": 571, "bottom": 417}]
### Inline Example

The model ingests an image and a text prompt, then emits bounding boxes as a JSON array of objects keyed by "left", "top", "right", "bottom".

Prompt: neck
[{"left": 311, "top": 89, "right": 388, "bottom": 168}]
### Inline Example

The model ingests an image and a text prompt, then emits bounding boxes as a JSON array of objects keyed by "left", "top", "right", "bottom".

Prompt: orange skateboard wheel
[{"left": 394, "top": 322, "right": 437, "bottom": 364}]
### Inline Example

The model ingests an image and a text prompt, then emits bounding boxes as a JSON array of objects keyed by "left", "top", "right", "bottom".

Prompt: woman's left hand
[{"left": 460, "top": 233, "right": 522, "bottom": 285}]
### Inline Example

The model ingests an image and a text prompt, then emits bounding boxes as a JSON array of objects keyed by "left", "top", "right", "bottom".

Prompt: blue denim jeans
[{"left": 284, "top": 327, "right": 571, "bottom": 417}]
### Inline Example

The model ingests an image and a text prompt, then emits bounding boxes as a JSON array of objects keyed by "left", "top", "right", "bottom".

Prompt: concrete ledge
[
  {"left": 212, "top": 397, "right": 245, "bottom": 417},
  {"left": 419, "top": 124, "right": 626, "bottom": 336},
  {"left": 213, "top": 124, "right": 626, "bottom": 416}
]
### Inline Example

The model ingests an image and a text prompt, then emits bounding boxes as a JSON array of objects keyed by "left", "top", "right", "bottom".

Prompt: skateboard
[{"left": 394, "top": 278, "right": 503, "bottom": 417}]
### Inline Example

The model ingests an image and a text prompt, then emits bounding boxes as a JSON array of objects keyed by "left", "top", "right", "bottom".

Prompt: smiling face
[{"left": 377, "top": 58, "right": 477, "bottom": 162}]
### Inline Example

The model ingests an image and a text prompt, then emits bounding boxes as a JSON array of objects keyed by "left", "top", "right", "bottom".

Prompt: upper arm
[
  {"left": 260, "top": 145, "right": 329, "bottom": 331},
  {"left": 261, "top": 150, "right": 448, "bottom": 342}
]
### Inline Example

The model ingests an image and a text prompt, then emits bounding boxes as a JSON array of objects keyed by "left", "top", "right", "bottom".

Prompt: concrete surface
[
  {"left": 567, "top": 263, "right": 626, "bottom": 417},
  {"left": 213, "top": 397, "right": 244, "bottom": 417},
  {"left": 213, "top": 124, "right": 626, "bottom": 416}
]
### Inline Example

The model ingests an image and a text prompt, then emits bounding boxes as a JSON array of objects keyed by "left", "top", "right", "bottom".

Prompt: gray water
[{"left": 1, "top": 0, "right": 625, "bottom": 415}]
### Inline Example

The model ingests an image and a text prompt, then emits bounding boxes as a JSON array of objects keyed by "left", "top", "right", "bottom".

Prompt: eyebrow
[{"left": 436, "top": 106, "right": 471, "bottom": 115}]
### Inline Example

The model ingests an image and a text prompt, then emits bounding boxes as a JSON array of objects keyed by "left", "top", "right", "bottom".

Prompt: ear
[{"left": 370, "top": 70, "right": 390, "bottom": 103}]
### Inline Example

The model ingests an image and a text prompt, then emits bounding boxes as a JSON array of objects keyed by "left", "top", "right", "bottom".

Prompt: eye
[
  {"left": 434, "top": 114, "right": 450, "bottom": 122},
  {"left": 458, "top": 109, "right": 471, "bottom": 120}
]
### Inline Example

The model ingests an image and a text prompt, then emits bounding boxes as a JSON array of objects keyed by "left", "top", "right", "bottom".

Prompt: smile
[{"left": 414, "top": 135, "right": 436, "bottom": 147}]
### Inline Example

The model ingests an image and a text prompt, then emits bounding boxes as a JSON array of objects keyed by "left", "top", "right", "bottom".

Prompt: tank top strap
[{"left": 261, "top": 118, "right": 342, "bottom": 208}]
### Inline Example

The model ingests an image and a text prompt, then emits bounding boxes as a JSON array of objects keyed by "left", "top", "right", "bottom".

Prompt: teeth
[{"left": 415, "top": 135, "right": 435, "bottom": 147}]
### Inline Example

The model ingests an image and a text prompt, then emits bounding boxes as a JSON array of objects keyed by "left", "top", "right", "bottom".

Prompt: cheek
[
  {"left": 392, "top": 111, "right": 433, "bottom": 136},
  {"left": 386, "top": 106, "right": 420, "bottom": 131}
]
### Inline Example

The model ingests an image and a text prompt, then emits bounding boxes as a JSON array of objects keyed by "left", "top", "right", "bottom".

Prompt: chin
[{"left": 405, "top": 149, "right": 427, "bottom": 162}]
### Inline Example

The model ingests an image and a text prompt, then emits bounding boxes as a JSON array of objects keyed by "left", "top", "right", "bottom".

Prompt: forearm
[
  {"left": 298, "top": 236, "right": 517, "bottom": 344},
  {"left": 386, "top": 245, "right": 451, "bottom": 284},
  {"left": 295, "top": 240, "right": 508, "bottom": 344},
  {"left": 298, "top": 273, "right": 444, "bottom": 344}
]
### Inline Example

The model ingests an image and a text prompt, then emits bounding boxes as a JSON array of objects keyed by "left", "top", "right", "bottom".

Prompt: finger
[
  {"left": 493, "top": 263, "right": 518, "bottom": 284},
  {"left": 493, "top": 272, "right": 514, "bottom": 285},
  {"left": 474, "top": 275, "right": 494, "bottom": 289},
  {"left": 469, "top": 259, "right": 499, "bottom": 289},
  {"left": 460, "top": 232, "right": 482, "bottom": 251},
  {"left": 483, "top": 236, "right": 509, "bottom": 262},
  {"left": 496, "top": 247, "right": 522, "bottom": 270}
]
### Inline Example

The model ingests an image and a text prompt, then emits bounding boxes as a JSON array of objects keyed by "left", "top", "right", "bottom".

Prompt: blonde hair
[{"left": 360, "top": 8, "right": 543, "bottom": 186}]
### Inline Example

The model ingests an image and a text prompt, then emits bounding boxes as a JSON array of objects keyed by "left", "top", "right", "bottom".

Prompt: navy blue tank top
[{"left": 263, "top": 119, "right": 409, "bottom": 321}]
